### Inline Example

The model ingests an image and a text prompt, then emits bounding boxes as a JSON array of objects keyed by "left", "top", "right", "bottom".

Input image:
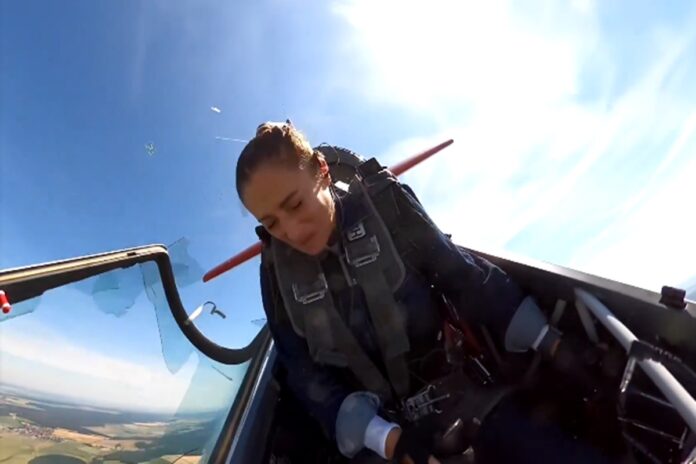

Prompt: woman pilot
[{"left": 235, "top": 122, "right": 614, "bottom": 464}]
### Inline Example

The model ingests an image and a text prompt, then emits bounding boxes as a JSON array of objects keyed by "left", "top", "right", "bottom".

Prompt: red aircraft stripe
[{"left": 203, "top": 139, "right": 454, "bottom": 282}]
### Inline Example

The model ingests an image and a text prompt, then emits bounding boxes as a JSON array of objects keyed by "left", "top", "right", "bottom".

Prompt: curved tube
[{"left": 575, "top": 288, "right": 696, "bottom": 432}]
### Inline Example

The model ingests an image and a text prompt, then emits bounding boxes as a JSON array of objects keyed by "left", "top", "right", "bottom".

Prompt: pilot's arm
[{"left": 390, "top": 181, "right": 556, "bottom": 355}]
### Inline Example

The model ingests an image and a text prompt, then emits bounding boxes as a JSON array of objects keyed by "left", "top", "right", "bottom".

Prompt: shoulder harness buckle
[
  {"left": 345, "top": 227, "right": 381, "bottom": 268},
  {"left": 292, "top": 273, "right": 329, "bottom": 304}
]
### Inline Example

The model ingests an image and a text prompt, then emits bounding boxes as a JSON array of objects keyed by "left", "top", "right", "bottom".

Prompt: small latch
[{"left": 660, "top": 286, "right": 686, "bottom": 310}]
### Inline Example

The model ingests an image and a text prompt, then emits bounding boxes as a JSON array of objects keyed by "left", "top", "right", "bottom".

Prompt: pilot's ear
[{"left": 318, "top": 157, "right": 331, "bottom": 184}]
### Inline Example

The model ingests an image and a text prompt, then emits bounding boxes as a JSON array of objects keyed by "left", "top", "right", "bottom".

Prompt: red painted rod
[{"left": 203, "top": 138, "right": 454, "bottom": 282}]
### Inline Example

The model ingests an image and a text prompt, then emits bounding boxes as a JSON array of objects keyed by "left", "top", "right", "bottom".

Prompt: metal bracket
[{"left": 402, "top": 384, "right": 451, "bottom": 422}]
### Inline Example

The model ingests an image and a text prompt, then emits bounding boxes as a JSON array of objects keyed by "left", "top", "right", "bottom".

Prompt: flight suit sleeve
[
  {"left": 391, "top": 183, "right": 527, "bottom": 342},
  {"left": 259, "top": 263, "right": 350, "bottom": 440}
]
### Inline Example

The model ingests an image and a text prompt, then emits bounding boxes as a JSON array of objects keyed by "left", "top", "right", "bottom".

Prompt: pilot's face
[{"left": 242, "top": 159, "right": 335, "bottom": 256}]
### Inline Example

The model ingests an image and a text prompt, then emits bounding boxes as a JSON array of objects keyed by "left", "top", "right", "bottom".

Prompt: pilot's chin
[
  {"left": 302, "top": 244, "right": 325, "bottom": 257},
  {"left": 300, "top": 238, "right": 327, "bottom": 257}
]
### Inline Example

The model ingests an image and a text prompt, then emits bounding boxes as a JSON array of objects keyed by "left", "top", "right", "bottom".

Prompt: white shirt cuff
[{"left": 363, "top": 415, "right": 400, "bottom": 459}]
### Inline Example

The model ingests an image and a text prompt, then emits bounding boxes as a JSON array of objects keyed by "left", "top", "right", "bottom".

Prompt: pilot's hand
[{"left": 388, "top": 423, "right": 441, "bottom": 464}]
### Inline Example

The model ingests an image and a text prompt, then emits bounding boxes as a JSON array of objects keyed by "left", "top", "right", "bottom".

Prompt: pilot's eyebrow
[{"left": 259, "top": 190, "right": 297, "bottom": 222}]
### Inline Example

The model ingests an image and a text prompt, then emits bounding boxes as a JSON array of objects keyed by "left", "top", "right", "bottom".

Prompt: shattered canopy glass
[{"left": 0, "top": 240, "right": 255, "bottom": 464}]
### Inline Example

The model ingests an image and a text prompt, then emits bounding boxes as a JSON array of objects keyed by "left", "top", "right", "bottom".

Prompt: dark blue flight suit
[{"left": 258, "top": 163, "right": 614, "bottom": 463}]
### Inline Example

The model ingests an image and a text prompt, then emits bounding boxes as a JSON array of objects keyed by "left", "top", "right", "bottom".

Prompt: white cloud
[
  {"left": 332, "top": 0, "right": 595, "bottom": 113},
  {"left": 211, "top": 106, "right": 222, "bottom": 114},
  {"left": 373, "top": 101, "right": 622, "bottom": 254},
  {"left": 570, "top": 152, "right": 696, "bottom": 290},
  {"left": 335, "top": 0, "right": 696, "bottom": 291},
  {"left": 570, "top": 0, "right": 595, "bottom": 16}
]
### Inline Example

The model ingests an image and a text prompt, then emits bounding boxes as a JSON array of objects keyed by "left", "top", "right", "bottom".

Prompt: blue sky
[{"left": 1, "top": 0, "right": 696, "bottom": 412}]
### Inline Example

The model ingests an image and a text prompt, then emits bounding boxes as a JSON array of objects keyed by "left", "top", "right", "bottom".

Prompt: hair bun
[{"left": 255, "top": 121, "right": 292, "bottom": 138}]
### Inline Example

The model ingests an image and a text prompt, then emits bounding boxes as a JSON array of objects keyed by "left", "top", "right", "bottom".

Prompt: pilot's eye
[{"left": 291, "top": 200, "right": 302, "bottom": 210}]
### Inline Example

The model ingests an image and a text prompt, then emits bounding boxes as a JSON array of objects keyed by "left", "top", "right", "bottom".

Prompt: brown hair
[{"left": 235, "top": 121, "right": 322, "bottom": 201}]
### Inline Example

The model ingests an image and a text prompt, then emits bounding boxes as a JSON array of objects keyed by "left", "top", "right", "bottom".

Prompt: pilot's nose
[{"left": 284, "top": 218, "right": 311, "bottom": 245}]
